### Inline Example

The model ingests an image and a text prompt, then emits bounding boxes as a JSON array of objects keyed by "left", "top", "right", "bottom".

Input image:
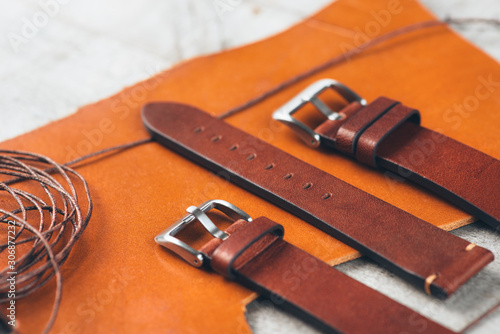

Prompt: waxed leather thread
[
  {"left": 0, "top": 151, "right": 91, "bottom": 334},
  {"left": 0, "top": 138, "right": 150, "bottom": 334},
  {"left": 217, "top": 17, "right": 500, "bottom": 120}
]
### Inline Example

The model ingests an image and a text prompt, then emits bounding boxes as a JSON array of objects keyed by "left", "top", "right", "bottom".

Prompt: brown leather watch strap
[
  {"left": 313, "top": 96, "right": 500, "bottom": 231},
  {"left": 198, "top": 216, "right": 455, "bottom": 334},
  {"left": 142, "top": 102, "right": 494, "bottom": 299}
]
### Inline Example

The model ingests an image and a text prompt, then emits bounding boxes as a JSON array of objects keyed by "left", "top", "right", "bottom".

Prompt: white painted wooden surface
[{"left": 1, "top": 0, "right": 499, "bottom": 333}]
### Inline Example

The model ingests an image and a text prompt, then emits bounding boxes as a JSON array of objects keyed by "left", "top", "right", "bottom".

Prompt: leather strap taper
[
  {"left": 142, "top": 102, "right": 494, "bottom": 299},
  {"left": 314, "top": 96, "right": 500, "bottom": 230},
  {"left": 200, "top": 217, "right": 455, "bottom": 334}
]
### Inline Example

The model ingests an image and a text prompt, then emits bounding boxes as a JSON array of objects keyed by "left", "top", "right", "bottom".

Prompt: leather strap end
[{"left": 431, "top": 244, "right": 494, "bottom": 298}]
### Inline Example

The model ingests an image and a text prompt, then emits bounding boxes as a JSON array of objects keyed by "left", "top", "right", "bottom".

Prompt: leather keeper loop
[
  {"left": 335, "top": 97, "right": 399, "bottom": 155},
  {"left": 356, "top": 104, "right": 421, "bottom": 167},
  {"left": 211, "top": 217, "right": 284, "bottom": 279}
]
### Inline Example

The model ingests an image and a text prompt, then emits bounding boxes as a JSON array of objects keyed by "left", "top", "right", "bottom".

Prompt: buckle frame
[
  {"left": 155, "top": 199, "right": 253, "bottom": 267},
  {"left": 272, "top": 79, "right": 366, "bottom": 148}
]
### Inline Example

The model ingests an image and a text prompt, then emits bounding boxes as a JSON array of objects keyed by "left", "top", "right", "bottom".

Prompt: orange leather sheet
[{"left": 3, "top": 0, "right": 500, "bottom": 332}]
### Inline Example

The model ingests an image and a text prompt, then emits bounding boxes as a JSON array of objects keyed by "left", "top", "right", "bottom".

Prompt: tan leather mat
[{"left": 2, "top": 0, "right": 499, "bottom": 332}]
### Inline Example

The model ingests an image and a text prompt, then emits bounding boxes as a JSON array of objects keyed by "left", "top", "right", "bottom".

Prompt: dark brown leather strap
[
  {"left": 200, "top": 217, "right": 455, "bottom": 334},
  {"left": 142, "top": 102, "right": 494, "bottom": 299},
  {"left": 315, "top": 97, "right": 500, "bottom": 230}
]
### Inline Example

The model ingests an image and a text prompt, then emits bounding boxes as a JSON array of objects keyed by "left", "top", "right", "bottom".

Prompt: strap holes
[
  {"left": 246, "top": 153, "right": 256, "bottom": 161},
  {"left": 210, "top": 135, "right": 221, "bottom": 142},
  {"left": 264, "top": 163, "right": 274, "bottom": 170},
  {"left": 302, "top": 182, "right": 312, "bottom": 190},
  {"left": 283, "top": 173, "right": 293, "bottom": 180},
  {"left": 194, "top": 126, "right": 204, "bottom": 133},
  {"left": 321, "top": 193, "right": 331, "bottom": 200},
  {"left": 229, "top": 144, "right": 238, "bottom": 151}
]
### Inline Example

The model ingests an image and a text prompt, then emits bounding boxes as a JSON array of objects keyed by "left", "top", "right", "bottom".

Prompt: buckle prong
[
  {"left": 186, "top": 206, "right": 229, "bottom": 240},
  {"left": 309, "top": 96, "right": 342, "bottom": 121},
  {"left": 272, "top": 79, "right": 366, "bottom": 148},
  {"left": 155, "top": 200, "right": 252, "bottom": 267}
]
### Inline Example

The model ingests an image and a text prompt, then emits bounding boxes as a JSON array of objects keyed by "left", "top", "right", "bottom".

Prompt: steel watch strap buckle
[
  {"left": 155, "top": 199, "right": 252, "bottom": 267},
  {"left": 272, "top": 79, "right": 366, "bottom": 147}
]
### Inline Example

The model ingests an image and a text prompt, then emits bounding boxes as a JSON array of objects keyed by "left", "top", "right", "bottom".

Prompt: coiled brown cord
[
  {"left": 0, "top": 138, "right": 150, "bottom": 334},
  {"left": 0, "top": 150, "right": 90, "bottom": 334},
  {"left": 0, "top": 15, "right": 498, "bottom": 334}
]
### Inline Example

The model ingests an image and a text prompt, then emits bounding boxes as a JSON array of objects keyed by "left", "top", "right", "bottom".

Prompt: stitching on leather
[
  {"left": 465, "top": 243, "right": 476, "bottom": 251},
  {"left": 425, "top": 273, "right": 438, "bottom": 295}
]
